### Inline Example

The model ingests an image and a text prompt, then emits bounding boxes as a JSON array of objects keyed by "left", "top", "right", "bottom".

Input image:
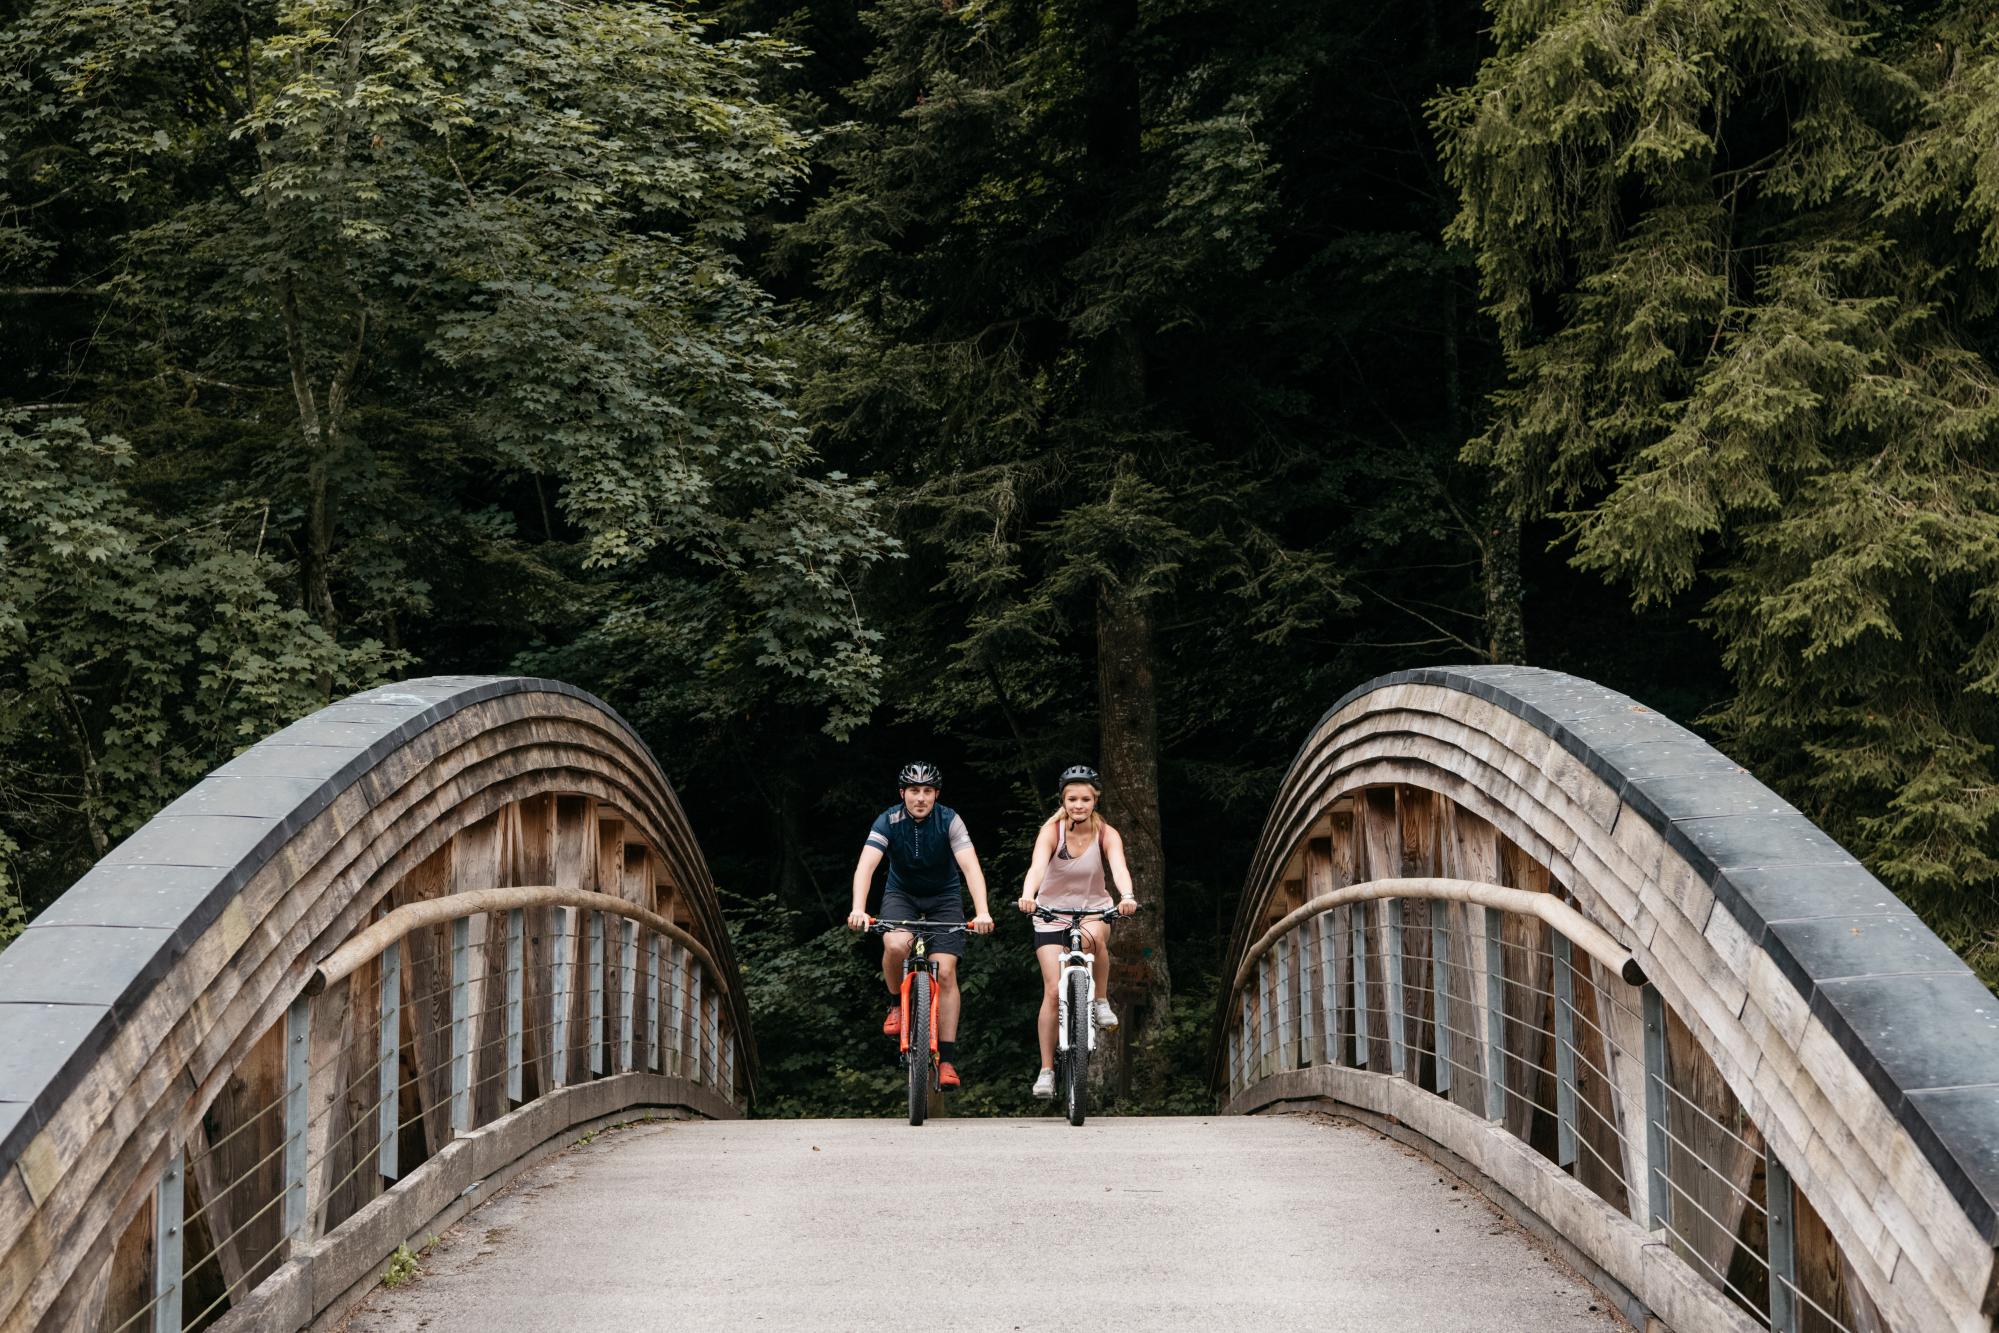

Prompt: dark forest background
[{"left": 5, "top": 0, "right": 1997, "bottom": 1116}]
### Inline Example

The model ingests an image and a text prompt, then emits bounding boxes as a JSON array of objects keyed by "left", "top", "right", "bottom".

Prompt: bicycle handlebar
[
  {"left": 1029, "top": 905, "right": 1136, "bottom": 923},
  {"left": 863, "top": 918, "right": 978, "bottom": 934}
]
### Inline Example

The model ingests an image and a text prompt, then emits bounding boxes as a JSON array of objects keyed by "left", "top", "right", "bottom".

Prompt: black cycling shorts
[{"left": 879, "top": 886, "right": 967, "bottom": 958}]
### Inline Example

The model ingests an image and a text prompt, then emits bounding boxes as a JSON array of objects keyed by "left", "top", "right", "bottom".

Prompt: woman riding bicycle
[{"left": 1015, "top": 765, "right": 1138, "bottom": 1099}]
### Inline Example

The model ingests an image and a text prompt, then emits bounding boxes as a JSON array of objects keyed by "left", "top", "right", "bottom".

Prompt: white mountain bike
[{"left": 1032, "top": 905, "right": 1127, "bottom": 1126}]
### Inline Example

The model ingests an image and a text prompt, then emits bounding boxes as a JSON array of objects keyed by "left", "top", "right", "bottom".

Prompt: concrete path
[{"left": 343, "top": 1114, "right": 1628, "bottom": 1332}]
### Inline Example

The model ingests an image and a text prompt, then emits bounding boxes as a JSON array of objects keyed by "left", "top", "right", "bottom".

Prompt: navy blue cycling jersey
[{"left": 864, "top": 803, "right": 974, "bottom": 900}]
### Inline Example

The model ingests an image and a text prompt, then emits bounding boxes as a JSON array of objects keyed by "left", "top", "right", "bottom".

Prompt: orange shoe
[
  {"left": 882, "top": 1005, "right": 902, "bottom": 1037},
  {"left": 938, "top": 1061, "right": 960, "bottom": 1090}
]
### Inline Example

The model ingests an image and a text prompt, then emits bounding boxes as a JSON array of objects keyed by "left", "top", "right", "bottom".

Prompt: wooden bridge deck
[{"left": 342, "top": 1113, "right": 1627, "bottom": 1332}]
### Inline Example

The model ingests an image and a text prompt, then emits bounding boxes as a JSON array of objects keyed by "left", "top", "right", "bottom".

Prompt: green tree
[
  {"left": 0, "top": 411, "right": 400, "bottom": 912},
  {"left": 1437, "top": 2, "right": 1999, "bottom": 977}
]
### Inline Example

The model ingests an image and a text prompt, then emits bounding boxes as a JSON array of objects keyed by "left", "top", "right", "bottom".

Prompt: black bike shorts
[{"left": 879, "top": 887, "right": 967, "bottom": 958}]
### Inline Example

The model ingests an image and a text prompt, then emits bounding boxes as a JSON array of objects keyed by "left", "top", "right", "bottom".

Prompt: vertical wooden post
[
  {"left": 378, "top": 939, "right": 400, "bottom": 1181},
  {"left": 1351, "top": 902, "right": 1370, "bottom": 1067},
  {"left": 1384, "top": 898, "right": 1406, "bottom": 1077},
  {"left": 153, "top": 1149, "right": 183, "bottom": 1333},
  {"left": 450, "top": 917, "right": 472, "bottom": 1135},
  {"left": 619, "top": 920, "right": 637, "bottom": 1072},
  {"left": 1483, "top": 907, "right": 1505, "bottom": 1122},
  {"left": 1431, "top": 901, "right": 1452, "bottom": 1095},
  {"left": 283, "top": 994, "right": 311, "bottom": 1245},
  {"left": 506, "top": 909, "right": 524, "bottom": 1104},
  {"left": 648, "top": 935, "right": 663, "bottom": 1073},
  {"left": 1642, "top": 983, "right": 1669, "bottom": 1231},
  {"left": 1767, "top": 1147, "right": 1797, "bottom": 1333},
  {"left": 690, "top": 964, "right": 705, "bottom": 1083},
  {"left": 721, "top": 1020, "right": 735, "bottom": 1103},
  {"left": 588, "top": 911, "right": 605, "bottom": 1077},
  {"left": 1553, "top": 933, "right": 1578, "bottom": 1169},
  {"left": 551, "top": 907, "right": 573, "bottom": 1090}
]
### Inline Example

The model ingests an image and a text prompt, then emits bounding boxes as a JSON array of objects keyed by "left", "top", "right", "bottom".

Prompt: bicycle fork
[
  {"left": 1054, "top": 951, "right": 1096, "bottom": 1056},
  {"left": 899, "top": 966, "right": 939, "bottom": 1057}
]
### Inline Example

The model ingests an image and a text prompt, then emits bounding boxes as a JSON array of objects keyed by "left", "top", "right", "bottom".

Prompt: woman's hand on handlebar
[
  {"left": 1016, "top": 894, "right": 1037, "bottom": 914},
  {"left": 1116, "top": 898, "right": 1138, "bottom": 917},
  {"left": 846, "top": 909, "right": 871, "bottom": 932}
]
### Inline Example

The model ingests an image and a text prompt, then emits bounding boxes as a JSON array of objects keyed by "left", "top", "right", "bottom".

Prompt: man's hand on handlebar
[
  {"left": 846, "top": 909, "right": 870, "bottom": 932},
  {"left": 970, "top": 913, "right": 994, "bottom": 935}
]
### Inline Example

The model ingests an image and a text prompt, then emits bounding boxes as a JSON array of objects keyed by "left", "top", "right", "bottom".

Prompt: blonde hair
[{"left": 1049, "top": 783, "right": 1104, "bottom": 838}]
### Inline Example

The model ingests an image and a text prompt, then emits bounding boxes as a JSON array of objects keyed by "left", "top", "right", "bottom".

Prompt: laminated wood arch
[
  {"left": 0, "top": 677, "right": 753, "bottom": 1332},
  {"left": 1219, "top": 666, "right": 1999, "bottom": 1333}
]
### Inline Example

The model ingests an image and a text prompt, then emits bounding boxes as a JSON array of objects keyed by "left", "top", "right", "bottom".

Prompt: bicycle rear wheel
[
  {"left": 1064, "top": 970, "right": 1089, "bottom": 1126},
  {"left": 907, "top": 970, "right": 932, "bottom": 1126}
]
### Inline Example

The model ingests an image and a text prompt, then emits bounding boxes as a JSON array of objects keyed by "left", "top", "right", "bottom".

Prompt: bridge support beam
[
  {"left": 1383, "top": 899, "right": 1405, "bottom": 1078},
  {"left": 1483, "top": 907, "right": 1504, "bottom": 1122},
  {"left": 1431, "top": 904, "right": 1452, "bottom": 1096},
  {"left": 506, "top": 909, "right": 524, "bottom": 1104},
  {"left": 1553, "top": 933, "right": 1577, "bottom": 1170},
  {"left": 152, "top": 1148, "right": 183, "bottom": 1333},
  {"left": 552, "top": 907, "right": 574, "bottom": 1089},
  {"left": 1351, "top": 904, "right": 1369, "bottom": 1068},
  {"left": 1768, "top": 1146, "right": 1797, "bottom": 1333},
  {"left": 1641, "top": 983, "right": 1668, "bottom": 1233},
  {"left": 379, "top": 940, "right": 401, "bottom": 1181}
]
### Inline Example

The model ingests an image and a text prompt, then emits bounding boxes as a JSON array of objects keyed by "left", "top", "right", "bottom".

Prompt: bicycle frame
[{"left": 1036, "top": 909, "right": 1116, "bottom": 1056}]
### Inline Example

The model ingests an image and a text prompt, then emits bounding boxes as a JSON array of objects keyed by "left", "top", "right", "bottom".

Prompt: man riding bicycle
[{"left": 846, "top": 761, "right": 994, "bottom": 1090}]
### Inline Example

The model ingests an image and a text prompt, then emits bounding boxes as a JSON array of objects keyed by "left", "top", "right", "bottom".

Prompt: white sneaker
[
  {"left": 1092, "top": 999, "right": 1119, "bottom": 1030},
  {"left": 1031, "top": 1068, "right": 1055, "bottom": 1099}
]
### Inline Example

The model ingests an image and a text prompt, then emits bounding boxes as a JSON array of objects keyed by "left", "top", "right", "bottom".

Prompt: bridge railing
[
  {"left": 1217, "top": 667, "right": 1999, "bottom": 1333},
  {"left": 112, "top": 887, "right": 735, "bottom": 1333},
  {"left": 1225, "top": 880, "right": 1852, "bottom": 1332},
  {"left": 0, "top": 677, "right": 754, "bottom": 1333}
]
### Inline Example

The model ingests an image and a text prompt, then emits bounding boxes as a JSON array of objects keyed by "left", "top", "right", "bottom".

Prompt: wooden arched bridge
[{"left": 2, "top": 670, "right": 1995, "bottom": 1332}]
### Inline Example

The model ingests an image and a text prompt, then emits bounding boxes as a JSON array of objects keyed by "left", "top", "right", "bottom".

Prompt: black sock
[{"left": 938, "top": 1040, "right": 957, "bottom": 1063}]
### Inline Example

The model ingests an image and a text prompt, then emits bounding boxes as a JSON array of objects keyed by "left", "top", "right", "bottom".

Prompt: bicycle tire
[
  {"left": 908, "top": 970, "right": 932, "bottom": 1126},
  {"left": 1065, "top": 969, "right": 1090, "bottom": 1126}
]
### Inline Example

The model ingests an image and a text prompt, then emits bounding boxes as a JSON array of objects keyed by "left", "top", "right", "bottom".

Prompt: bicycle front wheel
[
  {"left": 907, "top": 970, "right": 932, "bottom": 1126},
  {"left": 1064, "top": 970, "right": 1090, "bottom": 1126}
]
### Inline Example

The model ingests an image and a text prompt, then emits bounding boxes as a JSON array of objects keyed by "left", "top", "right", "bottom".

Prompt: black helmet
[
  {"left": 1058, "top": 764, "right": 1101, "bottom": 790},
  {"left": 897, "top": 760, "right": 943, "bottom": 789}
]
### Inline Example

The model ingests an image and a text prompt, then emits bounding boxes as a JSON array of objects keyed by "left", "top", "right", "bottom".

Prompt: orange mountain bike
[{"left": 865, "top": 917, "right": 971, "bottom": 1125}]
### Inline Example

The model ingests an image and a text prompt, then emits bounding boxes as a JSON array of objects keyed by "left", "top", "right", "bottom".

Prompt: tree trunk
[{"left": 1096, "top": 579, "right": 1169, "bottom": 1101}]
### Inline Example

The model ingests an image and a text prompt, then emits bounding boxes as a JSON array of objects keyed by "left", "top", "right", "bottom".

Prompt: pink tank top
[{"left": 1037, "top": 819, "right": 1111, "bottom": 913}]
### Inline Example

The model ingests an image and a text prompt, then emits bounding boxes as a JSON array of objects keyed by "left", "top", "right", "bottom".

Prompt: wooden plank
[
  {"left": 1397, "top": 787, "right": 1442, "bottom": 1090},
  {"left": 1357, "top": 788, "right": 1399, "bottom": 1072},
  {"left": 552, "top": 796, "right": 595, "bottom": 1088},
  {"left": 595, "top": 818, "right": 624, "bottom": 1078},
  {"left": 513, "top": 796, "right": 554, "bottom": 1106},
  {"left": 1662, "top": 1003, "right": 1761, "bottom": 1288},
  {"left": 1569, "top": 956, "right": 1632, "bottom": 1216},
  {"left": 452, "top": 816, "right": 506, "bottom": 1129},
  {"left": 1444, "top": 800, "right": 1498, "bottom": 1120},
  {"left": 183, "top": 1018, "right": 285, "bottom": 1299},
  {"left": 391, "top": 844, "right": 454, "bottom": 1161}
]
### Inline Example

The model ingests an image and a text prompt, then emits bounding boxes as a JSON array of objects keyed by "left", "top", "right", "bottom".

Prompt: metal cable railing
[
  {"left": 1228, "top": 883, "right": 1861, "bottom": 1333},
  {"left": 97, "top": 898, "right": 734, "bottom": 1333}
]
